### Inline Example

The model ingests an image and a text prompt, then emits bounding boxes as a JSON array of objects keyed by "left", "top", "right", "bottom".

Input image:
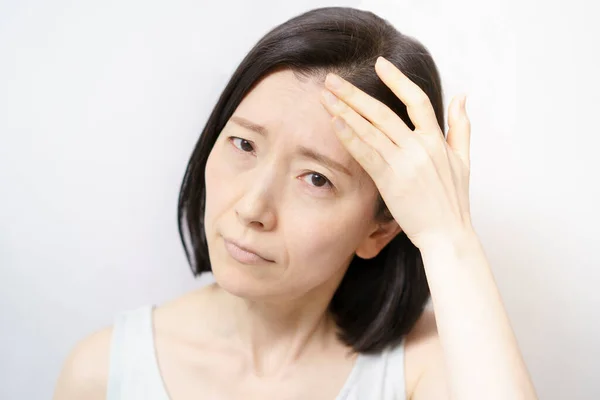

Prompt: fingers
[
  {"left": 331, "top": 116, "right": 392, "bottom": 184},
  {"left": 320, "top": 90, "right": 392, "bottom": 181},
  {"left": 374, "top": 57, "right": 441, "bottom": 136},
  {"left": 446, "top": 95, "right": 471, "bottom": 168},
  {"left": 324, "top": 73, "right": 412, "bottom": 146},
  {"left": 322, "top": 91, "right": 395, "bottom": 181},
  {"left": 320, "top": 58, "right": 469, "bottom": 176},
  {"left": 321, "top": 89, "right": 397, "bottom": 162}
]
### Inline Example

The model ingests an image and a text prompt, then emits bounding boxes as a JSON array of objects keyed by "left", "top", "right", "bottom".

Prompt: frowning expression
[{"left": 203, "top": 69, "right": 382, "bottom": 301}]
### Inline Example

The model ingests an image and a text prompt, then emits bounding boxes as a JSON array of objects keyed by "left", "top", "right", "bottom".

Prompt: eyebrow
[
  {"left": 296, "top": 146, "right": 352, "bottom": 176},
  {"left": 230, "top": 116, "right": 269, "bottom": 137},
  {"left": 230, "top": 115, "right": 352, "bottom": 176}
]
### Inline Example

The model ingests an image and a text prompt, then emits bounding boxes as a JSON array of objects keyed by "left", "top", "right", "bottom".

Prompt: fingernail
[
  {"left": 461, "top": 95, "right": 467, "bottom": 110},
  {"left": 326, "top": 74, "right": 343, "bottom": 90}
]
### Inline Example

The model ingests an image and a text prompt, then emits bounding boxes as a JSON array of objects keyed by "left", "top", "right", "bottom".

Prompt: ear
[{"left": 355, "top": 219, "right": 402, "bottom": 259}]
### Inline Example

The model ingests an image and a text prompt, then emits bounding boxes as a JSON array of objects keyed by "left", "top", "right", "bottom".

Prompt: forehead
[
  {"left": 233, "top": 69, "right": 343, "bottom": 151},
  {"left": 239, "top": 69, "right": 325, "bottom": 116}
]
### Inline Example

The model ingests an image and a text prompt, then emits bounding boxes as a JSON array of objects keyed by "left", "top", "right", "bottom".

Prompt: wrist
[{"left": 417, "top": 226, "right": 481, "bottom": 262}]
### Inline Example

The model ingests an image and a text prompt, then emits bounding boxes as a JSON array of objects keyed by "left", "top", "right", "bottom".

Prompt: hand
[{"left": 320, "top": 57, "right": 473, "bottom": 250}]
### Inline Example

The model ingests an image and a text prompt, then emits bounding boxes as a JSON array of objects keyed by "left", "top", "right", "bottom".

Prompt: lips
[{"left": 223, "top": 237, "right": 274, "bottom": 264}]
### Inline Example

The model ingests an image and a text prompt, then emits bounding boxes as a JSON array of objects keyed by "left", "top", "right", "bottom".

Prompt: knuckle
[
  {"left": 415, "top": 92, "right": 431, "bottom": 108},
  {"left": 359, "top": 124, "right": 377, "bottom": 141},
  {"left": 361, "top": 148, "right": 380, "bottom": 166},
  {"left": 424, "top": 134, "right": 445, "bottom": 152},
  {"left": 337, "top": 102, "right": 351, "bottom": 117},
  {"left": 411, "top": 143, "right": 431, "bottom": 166},
  {"left": 374, "top": 105, "right": 393, "bottom": 124}
]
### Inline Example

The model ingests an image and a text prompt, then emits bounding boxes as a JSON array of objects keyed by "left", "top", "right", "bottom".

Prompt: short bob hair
[{"left": 178, "top": 7, "right": 443, "bottom": 353}]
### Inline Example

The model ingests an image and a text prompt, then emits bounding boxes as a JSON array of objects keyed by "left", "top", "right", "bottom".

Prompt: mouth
[{"left": 223, "top": 238, "right": 274, "bottom": 264}]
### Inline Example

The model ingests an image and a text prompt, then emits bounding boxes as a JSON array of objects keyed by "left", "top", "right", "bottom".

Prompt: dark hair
[{"left": 178, "top": 7, "right": 442, "bottom": 353}]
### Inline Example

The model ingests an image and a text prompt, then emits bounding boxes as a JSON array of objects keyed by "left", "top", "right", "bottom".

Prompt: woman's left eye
[{"left": 301, "top": 173, "right": 334, "bottom": 190}]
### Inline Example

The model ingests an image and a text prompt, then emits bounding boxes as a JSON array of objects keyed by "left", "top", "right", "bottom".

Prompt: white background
[{"left": 1, "top": 0, "right": 598, "bottom": 399}]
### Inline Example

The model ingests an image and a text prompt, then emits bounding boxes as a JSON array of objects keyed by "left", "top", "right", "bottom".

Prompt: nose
[{"left": 234, "top": 174, "right": 277, "bottom": 231}]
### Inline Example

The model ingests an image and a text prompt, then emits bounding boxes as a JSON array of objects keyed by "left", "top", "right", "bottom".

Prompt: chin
[
  {"left": 212, "top": 265, "right": 256, "bottom": 297},
  {"left": 209, "top": 247, "right": 282, "bottom": 301}
]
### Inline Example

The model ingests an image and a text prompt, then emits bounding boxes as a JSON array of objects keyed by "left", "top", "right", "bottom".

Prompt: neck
[{"left": 213, "top": 282, "right": 342, "bottom": 376}]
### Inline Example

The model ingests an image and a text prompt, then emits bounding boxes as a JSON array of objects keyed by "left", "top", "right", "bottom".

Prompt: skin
[
  {"left": 53, "top": 60, "right": 537, "bottom": 399},
  {"left": 321, "top": 58, "right": 537, "bottom": 399}
]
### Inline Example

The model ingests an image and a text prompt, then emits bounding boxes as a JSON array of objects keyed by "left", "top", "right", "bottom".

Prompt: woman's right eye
[{"left": 229, "top": 137, "right": 255, "bottom": 153}]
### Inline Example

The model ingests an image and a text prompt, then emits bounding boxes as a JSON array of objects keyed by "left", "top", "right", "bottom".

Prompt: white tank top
[{"left": 106, "top": 306, "right": 407, "bottom": 399}]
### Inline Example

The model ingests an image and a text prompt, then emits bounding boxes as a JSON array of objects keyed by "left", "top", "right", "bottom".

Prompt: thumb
[{"left": 446, "top": 95, "right": 471, "bottom": 168}]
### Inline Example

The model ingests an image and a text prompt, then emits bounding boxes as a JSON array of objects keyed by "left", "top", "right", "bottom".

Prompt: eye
[
  {"left": 301, "top": 172, "right": 334, "bottom": 190},
  {"left": 229, "top": 136, "right": 254, "bottom": 153}
]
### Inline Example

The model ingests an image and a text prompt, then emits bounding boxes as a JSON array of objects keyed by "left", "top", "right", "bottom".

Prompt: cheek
[
  {"left": 204, "top": 147, "right": 229, "bottom": 228},
  {"left": 284, "top": 205, "right": 372, "bottom": 271},
  {"left": 204, "top": 148, "right": 218, "bottom": 195},
  {"left": 205, "top": 139, "right": 241, "bottom": 198}
]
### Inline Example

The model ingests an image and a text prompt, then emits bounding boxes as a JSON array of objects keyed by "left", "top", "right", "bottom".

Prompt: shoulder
[
  {"left": 404, "top": 307, "right": 449, "bottom": 399},
  {"left": 153, "top": 285, "right": 220, "bottom": 338},
  {"left": 51, "top": 291, "right": 206, "bottom": 400},
  {"left": 52, "top": 326, "right": 113, "bottom": 400}
]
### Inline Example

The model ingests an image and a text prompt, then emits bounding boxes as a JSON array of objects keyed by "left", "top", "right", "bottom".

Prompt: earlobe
[{"left": 355, "top": 220, "right": 402, "bottom": 259}]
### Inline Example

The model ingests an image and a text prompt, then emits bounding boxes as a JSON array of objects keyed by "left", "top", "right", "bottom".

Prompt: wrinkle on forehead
[
  {"left": 234, "top": 69, "right": 369, "bottom": 180},
  {"left": 237, "top": 70, "right": 332, "bottom": 140}
]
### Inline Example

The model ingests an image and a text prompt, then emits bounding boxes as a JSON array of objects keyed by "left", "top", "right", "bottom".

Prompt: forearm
[{"left": 419, "top": 230, "right": 537, "bottom": 400}]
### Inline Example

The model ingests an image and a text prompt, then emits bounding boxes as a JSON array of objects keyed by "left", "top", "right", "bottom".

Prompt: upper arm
[
  {"left": 410, "top": 344, "right": 450, "bottom": 400},
  {"left": 404, "top": 309, "right": 451, "bottom": 400},
  {"left": 52, "top": 327, "right": 112, "bottom": 400}
]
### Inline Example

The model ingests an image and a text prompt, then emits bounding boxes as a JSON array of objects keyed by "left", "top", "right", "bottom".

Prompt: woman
[{"left": 54, "top": 7, "right": 536, "bottom": 400}]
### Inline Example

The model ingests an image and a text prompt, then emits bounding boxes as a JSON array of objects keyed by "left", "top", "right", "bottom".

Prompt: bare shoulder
[
  {"left": 52, "top": 326, "right": 113, "bottom": 400},
  {"left": 404, "top": 307, "right": 449, "bottom": 399},
  {"left": 153, "top": 284, "right": 219, "bottom": 337}
]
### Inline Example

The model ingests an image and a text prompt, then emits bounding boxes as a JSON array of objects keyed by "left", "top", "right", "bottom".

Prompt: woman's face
[{"left": 204, "top": 69, "right": 396, "bottom": 301}]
